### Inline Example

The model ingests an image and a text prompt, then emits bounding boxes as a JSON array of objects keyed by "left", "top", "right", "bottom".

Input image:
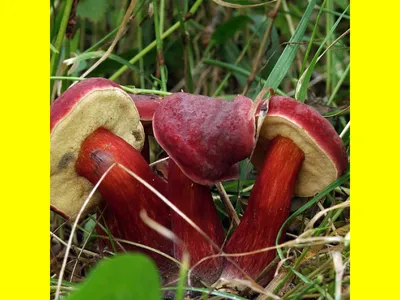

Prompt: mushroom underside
[
  {"left": 253, "top": 115, "right": 339, "bottom": 196},
  {"left": 50, "top": 88, "right": 144, "bottom": 219}
]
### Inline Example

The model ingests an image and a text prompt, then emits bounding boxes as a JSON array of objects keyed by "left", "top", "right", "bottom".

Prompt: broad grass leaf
[
  {"left": 262, "top": 0, "right": 317, "bottom": 91},
  {"left": 66, "top": 254, "right": 161, "bottom": 300}
]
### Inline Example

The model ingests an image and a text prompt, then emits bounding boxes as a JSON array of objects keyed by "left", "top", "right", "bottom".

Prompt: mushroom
[
  {"left": 220, "top": 95, "right": 348, "bottom": 284},
  {"left": 51, "top": 78, "right": 173, "bottom": 272},
  {"left": 51, "top": 78, "right": 144, "bottom": 219},
  {"left": 253, "top": 96, "right": 348, "bottom": 197},
  {"left": 152, "top": 92, "right": 256, "bottom": 186},
  {"left": 152, "top": 92, "right": 256, "bottom": 226},
  {"left": 128, "top": 93, "right": 162, "bottom": 136},
  {"left": 168, "top": 159, "right": 225, "bottom": 285}
]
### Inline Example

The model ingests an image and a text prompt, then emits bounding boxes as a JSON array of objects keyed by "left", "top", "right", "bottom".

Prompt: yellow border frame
[{"left": 0, "top": 2, "right": 49, "bottom": 299}]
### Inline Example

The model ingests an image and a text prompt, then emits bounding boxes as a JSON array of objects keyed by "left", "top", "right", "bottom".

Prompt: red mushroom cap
[
  {"left": 129, "top": 94, "right": 162, "bottom": 135},
  {"left": 253, "top": 96, "right": 348, "bottom": 196},
  {"left": 128, "top": 94, "right": 162, "bottom": 123},
  {"left": 50, "top": 78, "right": 145, "bottom": 220},
  {"left": 153, "top": 92, "right": 256, "bottom": 185}
]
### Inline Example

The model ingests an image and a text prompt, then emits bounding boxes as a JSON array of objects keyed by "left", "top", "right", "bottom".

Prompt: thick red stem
[
  {"left": 168, "top": 160, "right": 225, "bottom": 284},
  {"left": 221, "top": 135, "right": 305, "bottom": 283},
  {"left": 75, "top": 127, "right": 174, "bottom": 274}
]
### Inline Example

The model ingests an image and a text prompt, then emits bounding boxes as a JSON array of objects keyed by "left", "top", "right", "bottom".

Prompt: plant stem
[
  {"left": 49, "top": 76, "right": 171, "bottom": 96},
  {"left": 215, "top": 182, "right": 240, "bottom": 227},
  {"left": 123, "top": 86, "right": 171, "bottom": 96},
  {"left": 300, "top": 0, "right": 328, "bottom": 74},
  {"left": 205, "top": 59, "right": 285, "bottom": 96},
  {"left": 327, "top": 63, "right": 350, "bottom": 105},
  {"left": 109, "top": 23, "right": 178, "bottom": 81},
  {"left": 272, "top": 173, "right": 349, "bottom": 295},
  {"left": 213, "top": 17, "right": 267, "bottom": 97},
  {"left": 86, "top": 26, "right": 119, "bottom": 53},
  {"left": 79, "top": 17, "right": 86, "bottom": 52},
  {"left": 109, "top": 0, "right": 204, "bottom": 81},
  {"left": 326, "top": 0, "right": 335, "bottom": 96},
  {"left": 175, "top": 252, "right": 189, "bottom": 300},
  {"left": 79, "top": 0, "right": 138, "bottom": 79},
  {"left": 50, "top": 0, "right": 74, "bottom": 82},
  {"left": 175, "top": 0, "right": 194, "bottom": 92},
  {"left": 160, "top": 0, "right": 165, "bottom": 33},
  {"left": 205, "top": 59, "right": 265, "bottom": 84},
  {"left": 242, "top": 0, "right": 282, "bottom": 95},
  {"left": 153, "top": 0, "right": 167, "bottom": 91},
  {"left": 136, "top": 9, "right": 145, "bottom": 88},
  {"left": 84, "top": 0, "right": 146, "bottom": 54}
]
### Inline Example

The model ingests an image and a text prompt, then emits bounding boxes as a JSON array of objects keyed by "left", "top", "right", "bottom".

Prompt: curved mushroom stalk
[
  {"left": 220, "top": 96, "right": 348, "bottom": 286},
  {"left": 76, "top": 127, "right": 175, "bottom": 275},
  {"left": 221, "top": 136, "right": 304, "bottom": 284},
  {"left": 168, "top": 160, "right": 226, "bottom": 285}
]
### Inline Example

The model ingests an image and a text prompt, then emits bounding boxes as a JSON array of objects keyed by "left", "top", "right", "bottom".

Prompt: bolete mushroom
[
  {"left": 168, "top": 160, "right": 225, "bottom": 284},
  {"left": 51, "top": 78, "right": 144, "bottom": 219},
  {"left": 153, "top": 92, "right": 256, "bottom": 186},
  {"left": 51, "top": 78, "right": 173, "bottom": 272},
  {"left": 220, "top": 95, "right": 348, "bottom": 284},
  {"left": 253, "top": 96, "right": 348, "bottom": 196}
]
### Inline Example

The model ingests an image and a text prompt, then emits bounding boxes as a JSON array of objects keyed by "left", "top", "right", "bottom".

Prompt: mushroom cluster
[{"left": 50, "top": 78, "right": 348, "bottom": 291}]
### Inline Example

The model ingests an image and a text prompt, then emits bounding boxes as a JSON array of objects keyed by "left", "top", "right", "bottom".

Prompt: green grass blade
[
  {"left": 109, "top": 0, "right": 204, "bottom": 81},
  {"left": 83, "top": 0, "right": 146, "bottom": 53},
  {"left": 262, "top": 0, "right": 317, "bottom": 90},
  {"left": 327, "top": 63, "right": 350, "bottom": 105},
  {"left": 50, "top": 76, "right": 171, "bottom": 96},
  {"left": 50, "top": 0, "right": 74, "bottom": 77},
  {"left": 153, "top": 0, "right": 167, "bottom": 91},
  {"left": 162, "top": 286, "right": 248, "bottom": 300},
  {"left": 50, "top": 278, "right": 76, "bottom": 288},
  {"left": 296, "top": 5, "right": 349, "bottom": 102},
  {"left": 204, "top": 59, "right": 287, "bottom": 96},
  {"left": 50, "top": 43, "right": 59, "bottom": 54},
  {"left": 174, "top": 253, "right": 189, "bottom": 300},
  {"left": 322, "top": 105, "right": 350, "bottom": 118},
  {"left": 175, "top": 0, "right": 194, "bottom": 93},
  {"left": 64, "top": 51, "right": 141, "bottom": 73},
  {"left": 300, "top": 0, "right": 328, "bottom": 74},
  {"left": 288, "top": 269, "right": 333, "bottom": 300}
]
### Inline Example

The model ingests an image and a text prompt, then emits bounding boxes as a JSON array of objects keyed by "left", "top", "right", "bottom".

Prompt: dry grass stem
[{"left": 54, "top": 163, "right": 117, "bottom": 300}]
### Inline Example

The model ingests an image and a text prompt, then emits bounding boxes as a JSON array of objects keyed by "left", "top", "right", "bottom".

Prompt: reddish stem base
[
  {"left": 221, "top": 135, "right": 305, "bottom": 284},
  {"left": 76, "top": 127, "right": 174, "bottom": 275},
  {"left": 168, "top": 160, "right": 226, "bottom": 284}
]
